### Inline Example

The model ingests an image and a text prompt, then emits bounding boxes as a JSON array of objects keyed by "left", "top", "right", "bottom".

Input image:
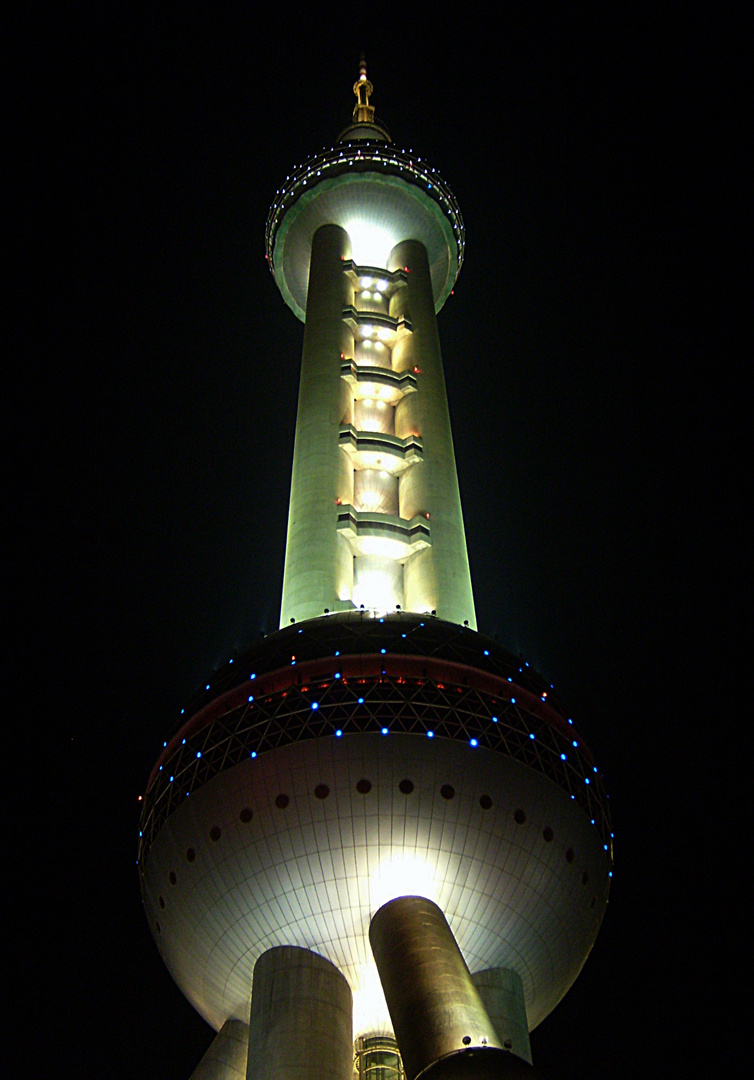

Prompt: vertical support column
[
  {"left": 471, "top": 969, "right": 533, "bottom": 1066},
  {"left": 280, "top": 224, "right": 354, "bottom": 626},
  {"left": 189, "top": 1019, "right": 249, "bottom": 1080},
  {"left": 246, "top": 946, "right": 353, "bottom": 1080},
  {"left": 389, "top": 240, "right": 476, "bottom": 628},
  {"left": 370, "top": 897, "right": 536, "bottom": 1079}
]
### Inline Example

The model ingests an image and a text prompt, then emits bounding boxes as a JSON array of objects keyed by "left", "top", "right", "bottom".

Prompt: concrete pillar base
[
  {"left": 246, "top": 945, "right": 353, "bottom": 1080},
  {"left": 189, "top": 1019, "right": 249, "bottom": 1080}
]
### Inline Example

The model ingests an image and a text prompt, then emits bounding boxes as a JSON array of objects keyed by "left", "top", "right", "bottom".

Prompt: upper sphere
[{"left": 266, "top": 142, "right": 465, "bottom": 322}]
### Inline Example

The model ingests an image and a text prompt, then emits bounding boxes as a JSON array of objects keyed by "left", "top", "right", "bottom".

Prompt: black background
[{"left": 11, "top": 4, "right": 743, "bottom": 1077}]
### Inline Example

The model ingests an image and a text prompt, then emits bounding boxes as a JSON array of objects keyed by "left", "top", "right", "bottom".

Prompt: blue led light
[
  {"left": 250, "top": 673, "right": 256, "bottom": 680},
  {"left": 603, "top": 844, "right": 608, "bottom": 851},
  {"left": 139, "top": 831, "right": 142, "bottom": 837},
  {"left": 568, "top": 718, "right": 573, "bottom": 724},
  {"left": 250, "top": 751, "right": 257, "bottom": 758},
  {"left": 159, "top": 765, "right": 163, "bottom": 771},
  {"left": 420, "top": 622, "right": 425, "bottom": 626},
  {"left": 229, "top": 659, "right": 233, "bottom": 664},
  {"left": 379, "top": 617, "right": 384, "bottom": 623},
  {"left": 560, "top": 753, "right": 567, "bottom": 760},
  {"left": 335, "top": 673, "right": 341, "bottom": 679},
  {"left": 529, "top": 732, "right": 535, "bottom": 740},
  {"left": 381, "top": 727, "right": 389, "bottom": 735},
  {"left": 402, "top": 633, "right": 407, "bottom": 638},
  {"left": 180, "top": 709, "right": 185, "bottom": 715},
  {"left": 608, "top": 871, "right": 613, "bottom": 878},
  {"left": 358, "top": 697, "right": 364, "bottom": 704},
  {"left": 298, "top": 629, "right": 302, "bottom": 633},
  {"left": 511, "top": 697, "right": 516, "bottom": 704},
  {"left": 169, "top": 775, "right": 174, "bottom": 782},
  {"left": 380, "top": 648, "right": 386, "bottom": 654},
  {"left": 335, "top": 729, "right": 343, "bottom": 737},
  {"left": 572, "top": 740, "right": 578, "bottom": 747},
  {"left": 163, "top": 741, "right": 167, "bottom": 748},
  {"left": 427, "top": 730, "right": 434, "bottom": 738},
  {"left": 334, "top": 650, "right": 340, "bottom": 657},
  {"left": 196, "top": 751, "right": 202, "bottom": 759},
  {"left": 507, "top": 677, "right": 512, "bottom": 682},
  {"left": 311, "top": 702, "right": 319, "bottom": 710},
  {"left": 248, "top": 695, "right": 254, "bottom": 702},
  {"left": 591, "top": 818, "right": 595, "bottom": 824},
  {"left": 182, "top": 738, "right": 186, "bottom": 745},
  {"left": 483, "top": 650, "right": 489, "bottom": 656},
  {"left": 491, "top": 716, "right": 498, "bottom": 723},
  {"left": 585, "top": 777, "right": 590, "bottom": 785},
  {"left": 470, "top": 738, "right": 478, "bottom": 747},
  {"left": 291, "top": 659, "right": 296, "bottom": 665},
  {"left": 205, "top": 684, "right": 210, "bottom": 690},
  {"left": 593, "top": 766, "right": 598, "bottom": 773}
]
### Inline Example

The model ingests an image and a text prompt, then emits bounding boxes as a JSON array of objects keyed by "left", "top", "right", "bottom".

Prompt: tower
[{"left": 139, "top": 62, "right": 613, "bottom": 1080}]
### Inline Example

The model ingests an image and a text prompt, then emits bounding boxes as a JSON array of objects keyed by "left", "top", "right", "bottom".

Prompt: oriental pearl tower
[{"left": 138, "top": 59, "right": 613, "bottom": 1080}]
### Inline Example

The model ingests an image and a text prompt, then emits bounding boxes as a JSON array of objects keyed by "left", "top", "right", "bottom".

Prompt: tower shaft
[{"left": 280, "top": 229, "right": 475, "bottom": 628}]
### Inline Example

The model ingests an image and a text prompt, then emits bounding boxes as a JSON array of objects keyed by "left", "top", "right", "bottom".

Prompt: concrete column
[
  {"left": 246, "top": 946, "right": 353, "bottom": 1080},
  {"left": 280, "top": 224, "right": 354, "bottom": 626},
  {"left": 189, "top": 1019, "right": 249, "bottom": 1080},
  {"left": 369, "top": 897, "right": 536, "bottom": 1080},
  {"left": 389, "top": 240, "right": 476, "bottom": 628},
  {"left": 471, "top": 969, "right": 532, "bottom": 1066}
]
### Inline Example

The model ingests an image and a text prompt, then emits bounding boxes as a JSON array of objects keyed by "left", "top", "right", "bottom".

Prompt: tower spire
[
  {"left": 337, "top": 53, "right": 391, "bottom": 143},
  {"left": 352, "top": 53, "right": 374, "bottom": 125}
]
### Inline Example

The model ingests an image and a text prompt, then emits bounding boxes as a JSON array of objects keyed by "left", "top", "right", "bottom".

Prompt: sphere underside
[
  {"left": 266, "top": 144, "right": 464, "bottom": 321},
  {"left": 140, "top": 614, "right": 612, "bottom": 1038},
  {"left": 143, "top": 734, "right": 609, "bottom": 1036}
]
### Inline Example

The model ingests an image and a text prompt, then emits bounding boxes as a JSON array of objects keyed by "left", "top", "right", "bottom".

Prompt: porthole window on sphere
[
  {"left": 240, "top": 808, "right": 253, "bottom": 823},
  {"left": 399, "top": 779, "right": 414, "bottom": 795},
  {"left": 582, "top": 871, "right": 589, "bottom": 886},
  {"left": 543, "top": 827, "right": 554, "bottom": 842},
  {"left": 169, "top": 871, "right": 177, "bottom": 885},
  {"left": 158, "top": 896, "right": 165, "bottom": 909},
  {"left": 275, "top": 794, "right": 289, "bottom": 809},
  {"left": 210, "top": 826, "right": 222, "bottom": 841},
  {"left": 479, "top": 795, "right": 493, "bottom": 810},
  {"left": 356, "top": 779, "right": 372, "bottom": 795},
  {"left": 566, "top": 848, "right": 575, "bottom": 863},
  {"left": 186, "top": 847, "right": 196, "bottom": 863},
  {"left": 314, "top": 784, "right": 330, "bottom": 800},
  {"left": 514, "top": 809, "right": 526, "bottom": 824},
  {"left": 440, "top": 784, "right": 455, "bottom": 800}
]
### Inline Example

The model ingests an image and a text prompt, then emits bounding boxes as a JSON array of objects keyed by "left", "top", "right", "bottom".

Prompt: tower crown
[{"left": 338, "top": 55, "right": 392, "bottom": 144}]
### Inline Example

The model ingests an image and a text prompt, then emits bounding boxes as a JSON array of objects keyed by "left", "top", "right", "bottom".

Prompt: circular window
[
  {"left": 240, "top": 808, "right": 253, "bottom": 823},
  {"left": 440, "top": 784, "right": 455, "bottom": 800},
  {"left": 158, "top": 895, "right": 165, "bottom": 910},
  {"left": 169, "top": 871, "right": 177, "bottom": 886},
  {"left": 275, "top": 794, "right": 289, "bottom": 809},
  {"left": 314, "top": 784, "right": 330, "bottom": 800},
  {"left": 399, "top": 779, "right": 414, "bottom": 795},
  {"left": 543, "top": 827, "right": 554, "bottom": 842},
  {"left": 186, "top": 847, "right": 196, "bottom": 863},
  {"left": 209, "top": 826, "right": 222, "bottom": 841},
  {"left": 479, "top": 794, "right": 493, "bottom": 810},
  {"left": 566, "top": 848, "right": 575, "bottom": 863},
  {"left": 514, "top": 809, "right": 526, "bottom": 825},
  {"left": 356, "top": 779, "right": 372, "bottom": 795}
]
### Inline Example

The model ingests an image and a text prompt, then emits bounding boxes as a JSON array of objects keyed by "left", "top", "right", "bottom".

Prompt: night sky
[{"left": 13, "top": 6, "right": 742, "bottom": 1078}]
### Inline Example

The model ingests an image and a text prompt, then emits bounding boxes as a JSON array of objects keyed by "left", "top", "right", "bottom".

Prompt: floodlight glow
[{"left": 343, "top": 219, "right": 396, "bottom": 269}]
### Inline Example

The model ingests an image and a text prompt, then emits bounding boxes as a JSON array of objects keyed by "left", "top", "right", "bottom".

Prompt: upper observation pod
[{"left": 265, "top": 61, "right": 465, "bottom": 322}]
